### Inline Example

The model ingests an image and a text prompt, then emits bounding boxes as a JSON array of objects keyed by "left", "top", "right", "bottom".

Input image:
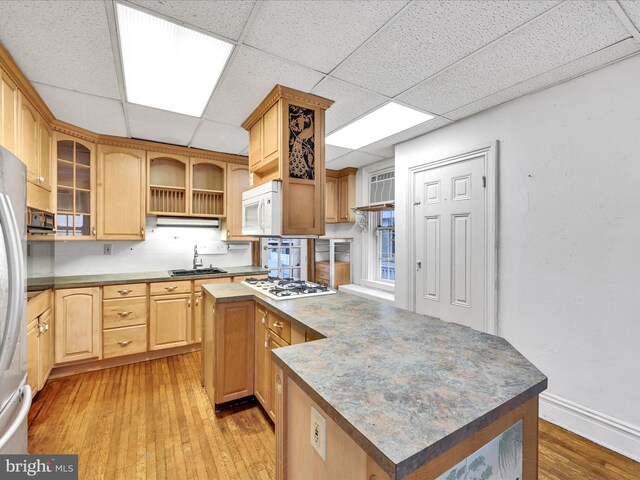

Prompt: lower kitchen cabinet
[
  {"left": 149, "top": 293, "right": 191, "bottom": 351},
  {"left": 268, "top": 332, "right": 287, "bottom": 421},
  {"left": 54, "top": 287, "right": 101, "bottom": 364},
  {"left": 254, "top": 304, "right": 271, "bottom": 408},
  {"left": 103, "top": 325, "right": 147, "bottom": 358},
  {"left": 193, "top": 277, "right": 231, "bottom": 344},
  {"left": 26, "top": 319, "right": 39, "bottom": 394}
]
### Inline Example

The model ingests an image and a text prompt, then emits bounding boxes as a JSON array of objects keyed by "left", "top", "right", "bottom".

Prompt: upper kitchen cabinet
[
  {"left": 0, "top": 68, "right": 18, "bottom": 155},
  {"left": 190, "top": 157, "right": 226, "bottom": 218},
  {"left": 97, "top": 145, "right": 146, "bottom": 240},
  {"left": 242, "top": 85, "right": 334, "bottom": 236},
  {"left": 326, "top": 168, "right": 357, "bottom": 223},
  {"left": 147, "top": 152, "right": 189, "bottom": 216},
  {"left": 224, "top": 163, "right": 254, "bottom": 240},
  {"left": 55, "top": 132, "right": 96, "bottom": 239},
  {"left": 18, "top": 93, "right": 38, "bottom": 183}
]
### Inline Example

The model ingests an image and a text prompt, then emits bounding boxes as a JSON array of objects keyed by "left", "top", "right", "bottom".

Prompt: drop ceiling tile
[
  {"left": 0, "top": 1, "right": 120, "bottom": 99},
  {"left": 191, "top": 120, "right": 248, "bottom": 155},
  {"left": 619, "top": 1, "right": 640, "bottom": 31},
  {"left": 326, "top": 150, "right": 386, "bottom": 170},
  {"left": 312, "top": 78, "right": 387, "bottom": 134},
  {"left": 244, "top": 1, "right": 408, "bottom": 73},
  {"left": 34, "top": 83, "right": 128, "bottom": 137},
  {"left": 360, "top": 117, "right": 452, "bottom": 157},
  {"left": 445, "top": 38, "right": 640, "bottom": 121},
  {"left": 398, "top": 0, "right": 630, "bottom": 115},
  {"left": 129, "top": 0, "right": 255, "bottom": 41},
  {"left": 332, "top": 0, "right": 560, "bottom": 96},
  {"left": 326, "top": 144, "right": 353, "bottom": 162},
  {"left": 127, "top": 104, "right": 199, "bottom": 146},
  {"left": 203, "top": 46, "right": 324, "bottom": 125}
]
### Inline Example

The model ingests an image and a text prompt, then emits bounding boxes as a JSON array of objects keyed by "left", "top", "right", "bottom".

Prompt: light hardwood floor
[{"left": 29, "top": 352, "right": 640, "bottom": 480}]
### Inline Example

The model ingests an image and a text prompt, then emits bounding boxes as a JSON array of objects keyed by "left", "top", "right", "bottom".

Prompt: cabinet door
[
  {"left": 149, "top": 294, "right": 191, "bottom": 351},
  {"left": 19, "top": 94, "right": 39, "bottom": 184},
  {"left": 268, "top": 333, "right": 288, "bottom": 422},
  {"left": 54, "top": 287, "right": 101, "bottom": 364},
  {"left": 215, "top": 301, "right": 254, "bottom": 404},
  {"left": 27, "top": 320, "right": 39, "bottom": 395},
  {"left": 262, "top": 103, "right": 279, "bottom": 165},
  {"left": 0, "top": 69, "right": 18, "bottom": 155},
  {"left": 38, "top": 120, "right": 52, "bottom": 192},
  {"left": 97, "top": 145, "right": 146, "bottom": 240},
  {"left": 190, "top": 158, "right": 226, "bottom": 217},
  {"left": 338, "top": 174, "right": 355, "bottom": 222},
  {"left": 193, "top": 290, "right": 202, "bottom": 344},
  {"left": 325, "top": 175, "right": 338, "bottom": 223},
  {"left": 254, "top": 304, "right": 270, "bottom": 410},
  {"left": 38, "top": 308, "right": 53, "bottom": 390},
  {"left": 249, "top": 117, "right": 262, "bottom": 171},
  {"left": 225, "top": 163, "right": 251, "bottom": 239}
]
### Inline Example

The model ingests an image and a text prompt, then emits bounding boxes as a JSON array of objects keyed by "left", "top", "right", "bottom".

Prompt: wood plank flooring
[{"left": 28, "top": 352, "right": 640, "bottom": 480}]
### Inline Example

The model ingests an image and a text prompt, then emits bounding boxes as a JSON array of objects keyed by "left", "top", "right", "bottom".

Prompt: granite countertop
[
  {"left": 202, "top": 283, "right": 547, "bottom": 479},
  {"left": 27, "top": 266, "right": 267, "bottom": 291}
]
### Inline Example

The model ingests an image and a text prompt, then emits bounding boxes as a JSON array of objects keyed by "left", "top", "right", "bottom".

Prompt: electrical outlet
[
  {"left": 310, "top": 406, "right": 326, "bottom": 461},
  {"left": 104, "top": 244, "right": 112, "bottom": 255}
]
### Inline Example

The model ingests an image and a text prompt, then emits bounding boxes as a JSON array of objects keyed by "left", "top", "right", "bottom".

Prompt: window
[
  {"left": 262, "top": 238, "right": 305, "bottom": 280},
  {"left": 377, "top": 210, "right": 395, "bottom": 281}
]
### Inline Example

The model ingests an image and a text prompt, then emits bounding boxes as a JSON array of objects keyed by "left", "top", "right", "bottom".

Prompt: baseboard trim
[{"left": 540, "top": 391, "right": 640, "bottom": 462}]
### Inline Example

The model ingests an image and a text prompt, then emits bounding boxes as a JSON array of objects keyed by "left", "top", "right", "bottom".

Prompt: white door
[{"left": 414, "top": 155, "right": 486, "bottom": 330}]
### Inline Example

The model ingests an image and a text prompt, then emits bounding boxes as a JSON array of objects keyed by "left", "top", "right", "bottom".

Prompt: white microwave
[{"left": 242, "top": 180, "right": 282, "bottom": 236}]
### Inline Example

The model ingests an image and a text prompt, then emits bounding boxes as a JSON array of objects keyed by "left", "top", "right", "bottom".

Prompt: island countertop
[{"left": 202, "top": 283, "right": 547, "bottom": 479}]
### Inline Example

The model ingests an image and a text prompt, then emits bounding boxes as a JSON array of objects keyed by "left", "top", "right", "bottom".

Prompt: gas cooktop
[{"left": 242, "top": 277, "right": 336, "bottom": 301}]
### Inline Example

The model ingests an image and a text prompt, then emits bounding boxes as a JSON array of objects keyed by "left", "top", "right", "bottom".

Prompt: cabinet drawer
[
  {"left": 149, "top": 280, "right": 191, "bottom": 295},
  {"left": 267, "top": 313, "right": 291, "bottom": 344},
  {"left": 315, "top": 262, "right": 330, "bottom": 275},
  {"left": 193, "top": 277, "right": 232, "bottom": 291},
  {"left": 103, "top": 297, "right": 147, "bottom": 329},
  {"left": 103, "top": 325, "right": 147, "bottom": 358},
  {"left": 103, "top": 283, "right": 147, "bottom": 299}
]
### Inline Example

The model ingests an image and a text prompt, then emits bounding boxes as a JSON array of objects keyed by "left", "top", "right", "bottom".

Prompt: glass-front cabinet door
[{"left": 55, "top": 133, "right": 96, "bottom": 239}]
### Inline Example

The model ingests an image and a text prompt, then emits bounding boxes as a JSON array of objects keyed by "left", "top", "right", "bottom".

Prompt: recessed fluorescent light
[
  {"left": 116, "top": 3, "right": 233, "bottom": 117},
  {"left": 326, "top": 103, "right": 434, "bottom": 150}
]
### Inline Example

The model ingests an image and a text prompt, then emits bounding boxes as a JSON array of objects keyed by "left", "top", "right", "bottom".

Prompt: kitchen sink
[{"left": 169, "top": 267, "right": 227, "bottom": 277}]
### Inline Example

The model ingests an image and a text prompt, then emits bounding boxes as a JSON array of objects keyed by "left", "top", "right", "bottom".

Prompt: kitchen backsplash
[{"left": 52, "top": 217, "right": 252, "bottom": 276}]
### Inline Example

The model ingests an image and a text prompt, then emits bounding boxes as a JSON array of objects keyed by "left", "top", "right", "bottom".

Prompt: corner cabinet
[
  {"left": 326, "top": 168, "right": 357, "bottom": 223},
  {"left": 54, "top": 287, "right": 101, "bottom": 364},
  {"left": 55, "top": 133, "right": 96, "bottom": 239},
  {"left": 97, "top": 145, "right": 146, "bottom": 240},
  {"left": 242, "top": 85, "right": 334, "bottom": 236}
]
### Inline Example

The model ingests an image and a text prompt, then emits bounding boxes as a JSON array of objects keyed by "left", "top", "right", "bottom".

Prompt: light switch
[{"left": 310, "top": 406, "right": 326, "bottom": 461}]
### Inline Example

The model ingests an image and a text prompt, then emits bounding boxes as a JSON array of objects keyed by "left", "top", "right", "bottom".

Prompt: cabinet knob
[
  {"left": 264, "top": 335, "right": 270, "bottom": 350},
  {"left": 195, "top": 295, "right": 200, "bottom": 306},
  {"left": 273, "top": 321, "right": 283, "bottom": 329},
  {"left": 141, "top": 228, "right": 144, "bottom": 237},
  {"left": 38, "top": 176, "right": 45, "bottom": 183},
  {"left": 118, "top": 289, "right": 132, "bottom": 295},
  {"left": 165, "top": 286, "right": 177, "bottom": 291},
  {"left": 92, "top": 226, "right": 96, "bottom": 237},
  {"left": 118, "top": 340, "right": 133, "bottom": 347},
  {"left": 188, "top": 298, "right": 191, "bottom": 308},
  {"left": 117, "top": 311, "right": 132, "bottom": 317},
  {"left": 261, "top": 313, "right": 268, "bottom": 325}
]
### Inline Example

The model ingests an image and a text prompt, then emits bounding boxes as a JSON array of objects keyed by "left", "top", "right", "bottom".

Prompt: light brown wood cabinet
[
  {"left": 190, "top": 157, "right": 226, "bottom": 217},
  {"left": 224, "top": 163, "right": 254, "bottom": 240},
  {"left": 315, "top": 260, "right": 351, "bottom": 289},
  {"left": 0, "top": 68, "right": 18, "bottom": 155},
  {"left": 54, "top": 287, "right": 101, "bottom": 364},
  {"left": 102, "top": 283, "right": 148, "bottom": 359},
  {"left": 149, "top": 291, "right": 191, "bottom": 351},
  {"left": 55, "top": 133, "right": 96, "bottom": 239},
  {"left": 243, "top": 85, "right": 334, "bottom": 236},
  {"left": 97, "top": 145, "right": 146, "bottom": 240},
  {"left": 326, "top": 167, "right": 357, "bottom": 223},
  {"left": 27, "top": 289, "right": 53, "bottom": 395},
  {"left": 192, "top": 277, "right": 231, "bottom": 344},
  {"left": 19, "top": 93, "right": 38, "bottom": 184},
  {"left": 254, "top": 304, "right": 271, "bottom": 409}
]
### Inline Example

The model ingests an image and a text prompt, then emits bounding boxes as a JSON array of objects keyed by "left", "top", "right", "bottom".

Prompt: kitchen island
[{"left": 202, "top": 283, "right": 547, "bottom": 480}]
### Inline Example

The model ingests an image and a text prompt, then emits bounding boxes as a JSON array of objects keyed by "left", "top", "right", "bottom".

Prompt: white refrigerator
[{"left": 0, "top": 146, "right": 31, "bottom": 453}]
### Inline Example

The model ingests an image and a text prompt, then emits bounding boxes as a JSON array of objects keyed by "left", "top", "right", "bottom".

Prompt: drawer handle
[
  {"left": 118, "top": 311, "right": 132, "bottom": 317},
  {"left": 261, "top": 313, "right": 268, "bottom": 325},
  {"left": 118, "top": 340, "right": 133, "bottom": 347},
  {"left": 273, "top": 321, "right": 283, "bottom": 329},
  {"left": 195, "top": 294, "right": 200, "bottom": 306},
  {"left": 118, "top": 289, "right": 132, "bottom": 295},
  {"left": 165, "top": 286, "right": 177, "bottom": 291}
]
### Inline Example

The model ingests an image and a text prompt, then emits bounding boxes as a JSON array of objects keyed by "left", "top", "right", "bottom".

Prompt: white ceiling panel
[
  {"left": 129, "top": 0, "right": 255, "bottom": 41},
  {"left": 326, "top": 144, "right": 352, "bottom": 162},
  {"left": 190, "top": 120, "right": 248, "bottom": 155},
  {"left": 326, "top": 150, "right": 386, "bottom": 170},
  {"left": 312, "top": 78, "right": 387, "bottom": 134},
  {"left": 445, "top": 38, "right": 640, "bottom": 121},
  {"left": 244, "top": 1, "right": 408, "bottom": 73},
  {"left": 34, "top": 82, "right": 127, "bottom": 137},
  {"left": 202, "top": 46, "right": 324, "bottom": 125},
  {"left": 359, "top": 117, "right": 451, "bottom": 157},
  {"left": 619, "top": 1, "right": 640, "bottom": 31},
  {"left": 398, "top": 1, "right": 630, "bottom": 115},
  {"left": 0, "top": 1, "right": 120, "bottom": 99},
  {"left": 332, "top": 0, "right": 560, "bottom": 97},
  {"left": 127, "top": 103, "right": 199, "bottom": 146}
]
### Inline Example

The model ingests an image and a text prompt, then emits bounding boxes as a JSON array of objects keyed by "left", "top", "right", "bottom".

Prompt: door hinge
[{"left": 482, "top": 176, "right": 487, "bottom": 188}]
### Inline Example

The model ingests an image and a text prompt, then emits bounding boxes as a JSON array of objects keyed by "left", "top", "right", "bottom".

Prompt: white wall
[
  {"left": 395, "top": 54, "right": 640, "bottom": 459},
  {"left": 54, "top": 217, "right": 253, "bottom": 276}
]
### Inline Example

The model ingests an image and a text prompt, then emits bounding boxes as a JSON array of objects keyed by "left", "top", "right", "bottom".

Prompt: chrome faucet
[{"left": 193, "top": 244, "right": 204, "bottom": 270}]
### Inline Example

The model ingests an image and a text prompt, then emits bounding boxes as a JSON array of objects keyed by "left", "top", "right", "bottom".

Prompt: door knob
[{"left": 416, "top": 261, "right": 422, "bottom": 270}]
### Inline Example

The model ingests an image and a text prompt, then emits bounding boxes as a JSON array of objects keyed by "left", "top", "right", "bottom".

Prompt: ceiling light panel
[
  {"left": 116, "top": 2, "right": 233, "bottom": 117},
  {"left": 325, "top": 103, "right": 434, "bottom": 150}
]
